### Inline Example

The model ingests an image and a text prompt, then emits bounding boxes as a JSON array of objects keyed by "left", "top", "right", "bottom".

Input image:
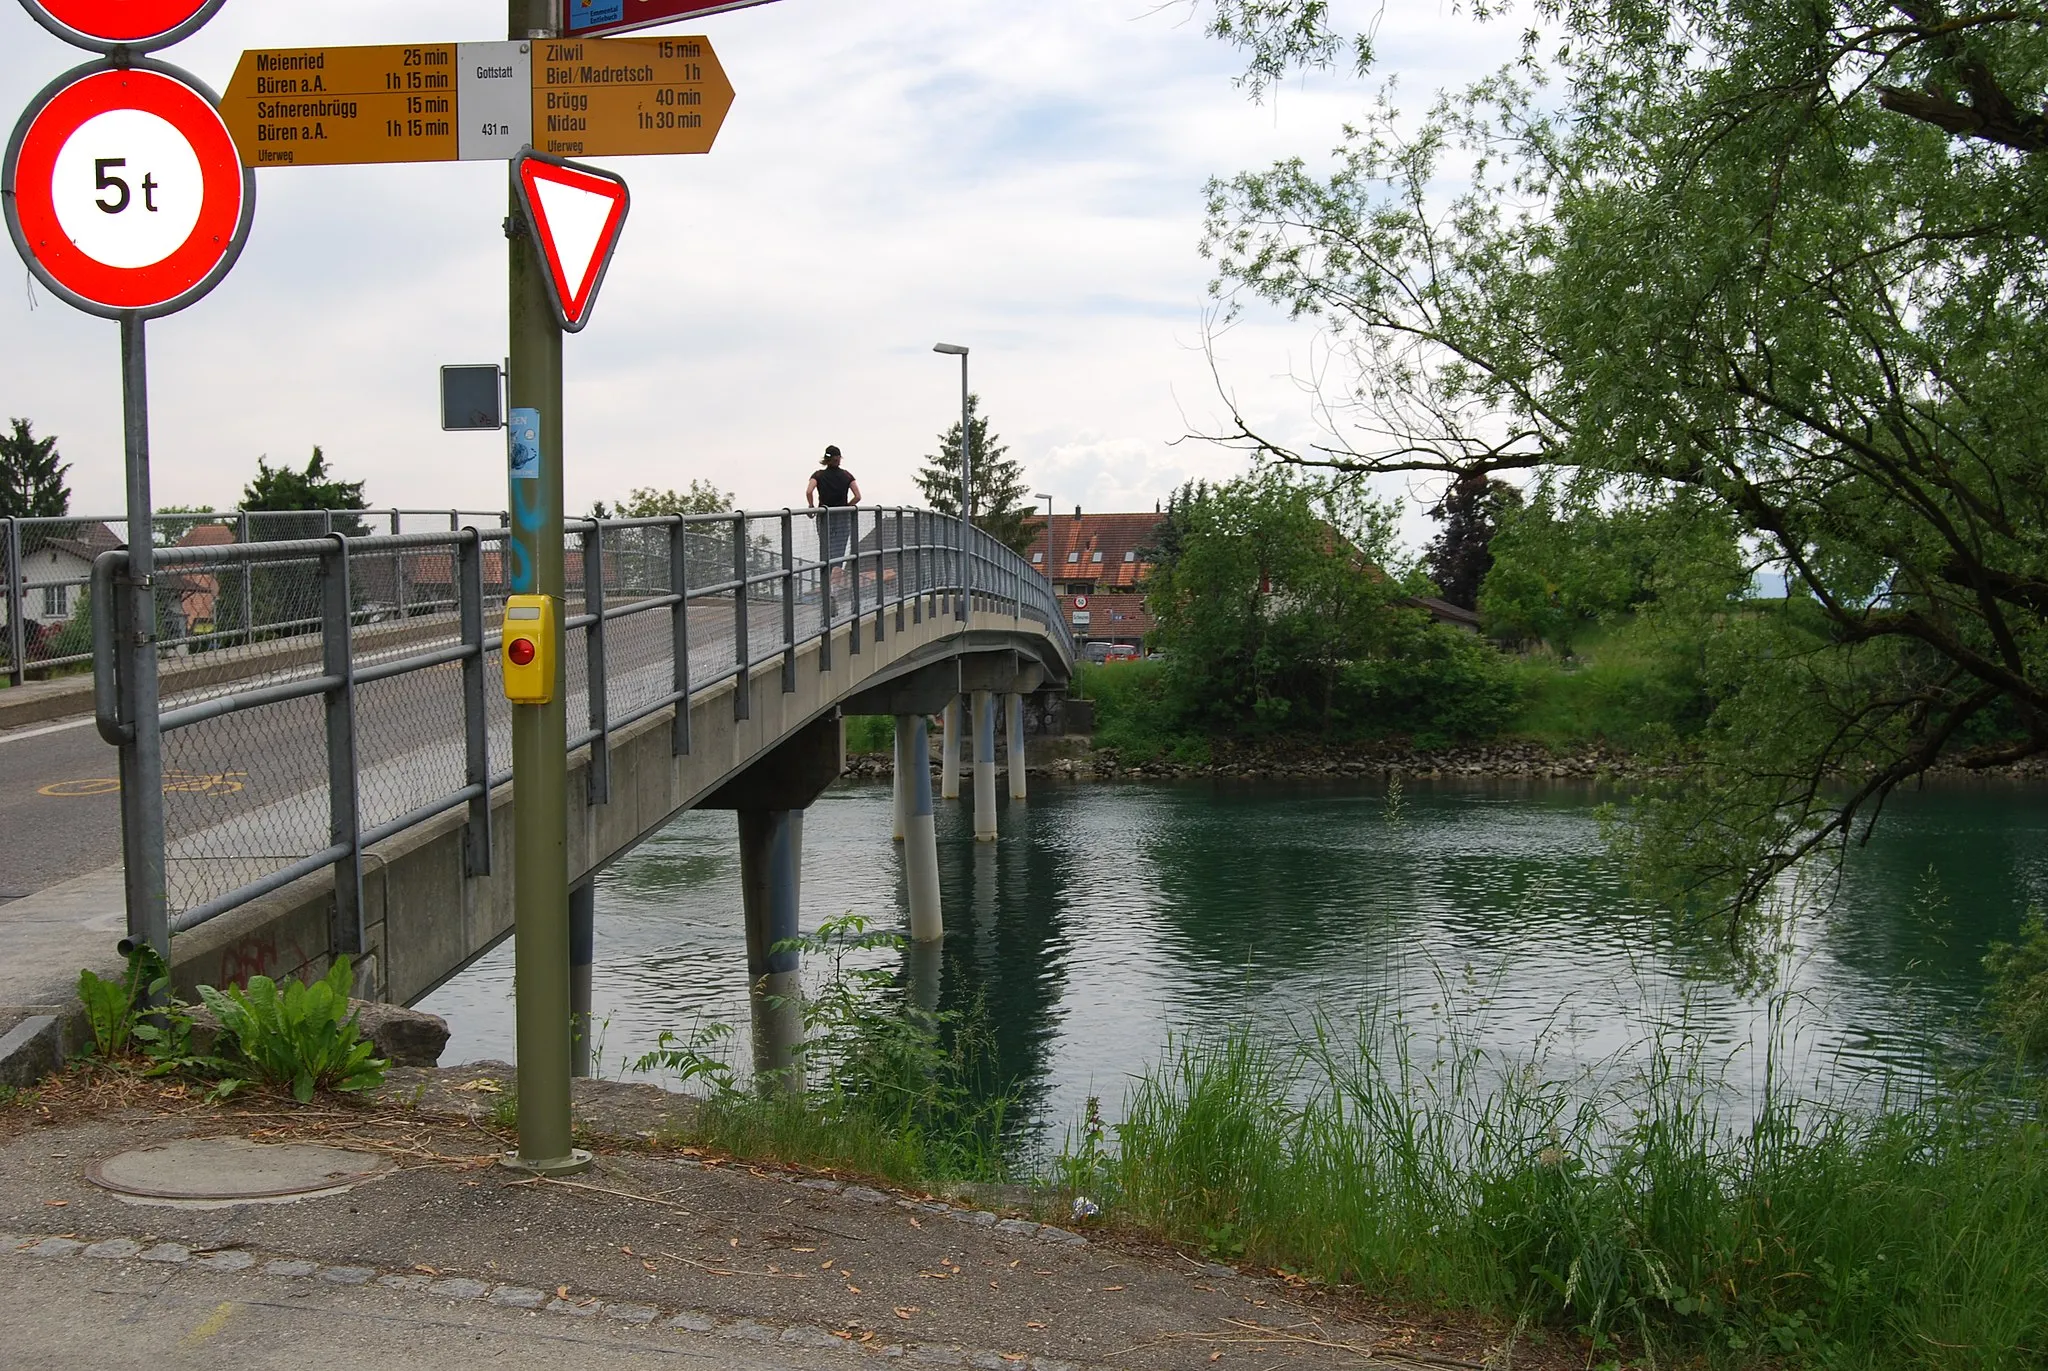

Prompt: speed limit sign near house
[
  {"left": 15, "top": 0, "right": 228, "bottom": 53},
  {"left": 4, "top": 60, "right": 254, "bottom": 318}
]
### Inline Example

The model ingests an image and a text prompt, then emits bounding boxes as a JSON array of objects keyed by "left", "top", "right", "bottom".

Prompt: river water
[{"left": 419, "top": 777, "right": 2048, "bottom": 1144}]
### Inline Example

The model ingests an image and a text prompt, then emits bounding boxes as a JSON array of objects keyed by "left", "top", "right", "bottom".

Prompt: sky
[{"left": 0, "top": 1, "right": 1518, "bottom": 541}]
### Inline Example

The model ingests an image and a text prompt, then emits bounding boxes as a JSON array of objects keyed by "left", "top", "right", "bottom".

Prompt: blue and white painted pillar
[
  {"left": 899, "top": 714, "right": 944, "bottom": 943},
  {"left": 940, "top": 697, "right": 962, "bottom": 800},
  {"left": 891, "top": 716, "right": 908, "bottom": 842},
  {"left": 738, "top": 808, "right": 805, "bottom": 1094},
  {"left": 972, "top": 688, "right": 998, "bottom": 842},
  {"left": 1006, "top": 693, "right": 1028, "bottom": 801}
]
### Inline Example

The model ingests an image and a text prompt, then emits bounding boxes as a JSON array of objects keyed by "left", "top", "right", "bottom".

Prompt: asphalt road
[
  {"left": 0, "top": 715, "right": 126, "bottom": 904},
  {"left": 0, "top": 1256, "right": 842, "bottom": 1371}
]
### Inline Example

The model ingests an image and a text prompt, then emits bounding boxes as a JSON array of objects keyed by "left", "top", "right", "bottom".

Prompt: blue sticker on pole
[{"left": 508, "top": 407, "right": 541, "bottom": 481}]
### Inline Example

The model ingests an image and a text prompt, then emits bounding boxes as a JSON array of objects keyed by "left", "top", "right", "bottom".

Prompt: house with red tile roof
[{"left": 1022, "top": 507, "right": 1166, "bottom": 646}]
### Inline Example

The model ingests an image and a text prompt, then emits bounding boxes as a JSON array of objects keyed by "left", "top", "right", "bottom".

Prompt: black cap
[{"left": 823, "top": 445, "right": 842, "bottom": 461}]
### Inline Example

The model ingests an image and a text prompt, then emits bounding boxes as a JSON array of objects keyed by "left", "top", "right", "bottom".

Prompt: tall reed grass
[{"left": 1070, "top": 1015, "right": 2046, "bottom": 1368}]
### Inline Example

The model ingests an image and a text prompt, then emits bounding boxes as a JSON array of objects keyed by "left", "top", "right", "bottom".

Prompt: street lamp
[
  {"left": 933, "top": 343, "right": 970, "bottom": 620},
  {"left": 1037, "top": 493, "right": 1054, "bottom": 585}
]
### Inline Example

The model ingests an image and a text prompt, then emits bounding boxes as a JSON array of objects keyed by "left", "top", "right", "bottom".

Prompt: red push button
[{"left": 508, "top": 637, "right": 537, "bottom": 666}]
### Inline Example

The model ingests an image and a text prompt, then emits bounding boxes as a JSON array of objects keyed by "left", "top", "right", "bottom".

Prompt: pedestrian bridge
[{"left": 18, "top": 509, "right": 1068, "bottom": 1029}]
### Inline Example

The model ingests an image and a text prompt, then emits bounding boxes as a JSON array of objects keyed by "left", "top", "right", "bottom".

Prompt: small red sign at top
[
  {"left": 513, "top": 152, "right": 630, "bottom": 333},
  {"left": 565, "top": 0, "right": 782, "bottom": 38},
  {"left": 18, "top": 0, "right": 227, "bottom": 52}
]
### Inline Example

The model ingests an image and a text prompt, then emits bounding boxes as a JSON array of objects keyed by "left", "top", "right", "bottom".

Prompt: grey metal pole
[
  {"left": 321, "top": 535, "right": 366, "bottom": 983},
  {"left": 731, "top": 513, "right": 750, "bottom": 721},
  {"left": 505, "top": 0, "right": 585, "bottom": 1180},
  {"left": 959, "top": 354, "right": 971, "bottom": 620},
  {"left": 236, "top": 509, "right": 253, "bottom": 646},
  {"left": 115, "top": 314, "right": 169, "bottom": 964},
  {"left": 5, "top": 518, "right": 24, "bottom": 687},
  {"left": 668, "top": 517, "right": 692, "bottom": 757},
  {"left": 457, "top": 528, "right": 492, "bottom": 878},
  {"left": 582, "top": 521, "right": 610, "bottom": 805}
]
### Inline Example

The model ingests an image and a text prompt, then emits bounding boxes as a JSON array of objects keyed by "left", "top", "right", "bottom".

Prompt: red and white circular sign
[
  {"left": 4, "top": 61, "right": 253, "bottom": 319},
  {"left": 17, "top": 0, "right": 227, "bottom": 53},
  {"left": 1072, "top": 595, "right": 1088, "bottom": 609}
]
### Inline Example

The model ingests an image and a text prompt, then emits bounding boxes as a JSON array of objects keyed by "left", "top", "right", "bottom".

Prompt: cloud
[{"left": 0, "top": 0, "right": 1516, "bottom": 536}]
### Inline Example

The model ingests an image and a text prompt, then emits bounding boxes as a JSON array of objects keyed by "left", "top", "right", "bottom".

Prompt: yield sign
[{"left": 512, "top": 151, "right": 629, "bottom": 333}]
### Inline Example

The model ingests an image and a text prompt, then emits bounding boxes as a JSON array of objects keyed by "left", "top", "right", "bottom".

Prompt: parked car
[{"left": 1083, "top": 642, "right": 1141, "bottom": 664}]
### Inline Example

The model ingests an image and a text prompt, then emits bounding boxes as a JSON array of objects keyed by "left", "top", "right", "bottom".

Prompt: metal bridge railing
[
  {"left": 87, "top": 508, "right": 1070, "bottom": 961},
  {"left": 1, "top": 507, "right": 507, "bottom": 684}
]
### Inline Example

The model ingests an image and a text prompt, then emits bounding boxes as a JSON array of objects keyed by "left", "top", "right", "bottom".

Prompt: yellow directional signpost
[
  {"left": 221, "top": 36, "right": 734, "bottom": 166},
  {"left": 214, "top": 0, "right": 771, "bottom": 1178}
]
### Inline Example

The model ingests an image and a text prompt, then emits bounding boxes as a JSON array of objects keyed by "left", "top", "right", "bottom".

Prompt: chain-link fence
[
  {"left": 89, "top": 508, "right": 1070, "bottom": 959},
  {"left": 1, "top": 508, "right": 505, "bottom": 685}
]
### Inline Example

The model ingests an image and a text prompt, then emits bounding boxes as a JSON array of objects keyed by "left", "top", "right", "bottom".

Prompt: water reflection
[{"left": 419, "top": 777, "right": 2048, "bottom": 1140}]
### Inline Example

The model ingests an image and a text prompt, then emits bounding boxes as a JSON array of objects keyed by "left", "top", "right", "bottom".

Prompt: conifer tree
[
  {"left": 915, "top": 394, "right": 1033, "bottom": 555},
  {"left": 0, "top": 418, "right": 70, "bottom": 518}
]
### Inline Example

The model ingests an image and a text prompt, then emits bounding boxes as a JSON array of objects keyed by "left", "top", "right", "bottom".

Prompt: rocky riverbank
[
  {"left": 843, "top": 736, "right": 1657, "bottom": 783},
  {"left": 843, "top": 735, "right": 2048, "bottom": 784}
]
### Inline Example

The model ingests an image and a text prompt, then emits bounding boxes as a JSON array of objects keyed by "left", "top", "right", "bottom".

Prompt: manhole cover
[{"left": 88, "top": 1137, "right": 394, "bottom": 1205}]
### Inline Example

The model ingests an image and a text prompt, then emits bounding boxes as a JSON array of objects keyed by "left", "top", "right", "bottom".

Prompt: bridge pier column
[
  {"left": 940, "top": 697, "right": 962, "bottom": 800},
  {"left": 1006, "top": 693, "right": 1027, "bottom": 801},
  {"left": 971, "top": 689, "right": 998, "bottom": 841},
  {"left": 891, "top": 716, "right": 908, "bottom": 842},
  {"left": 906, "top": 936, "right": 943, "bottom": 1016},
  {"left": 899, "top": 713, "right": 944, "bottom": 943},
  {"left": 739, "top": 809, "right": 804, "bottom": 1096},
  {"left": 570, "top": 882, "right": 594, "bottom": 1079}
]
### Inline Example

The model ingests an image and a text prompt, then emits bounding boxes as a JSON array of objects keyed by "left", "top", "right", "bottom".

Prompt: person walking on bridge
[{"left": 806, "top": 445, "right": 861, "bottom": 588}]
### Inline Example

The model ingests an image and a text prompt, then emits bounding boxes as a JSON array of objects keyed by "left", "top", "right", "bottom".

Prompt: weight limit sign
[{"left": 4, "top": 59, "right": 256, "bottom": 319}]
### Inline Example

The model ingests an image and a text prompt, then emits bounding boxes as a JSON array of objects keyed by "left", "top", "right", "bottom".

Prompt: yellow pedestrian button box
[{"left": 501, "top": 594, "right": 556, "bottom": 704}]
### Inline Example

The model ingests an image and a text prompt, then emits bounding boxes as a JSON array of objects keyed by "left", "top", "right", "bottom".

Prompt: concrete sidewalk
[{"left": 0, "top": 1066, "right": 1507, "bottom": 1371}]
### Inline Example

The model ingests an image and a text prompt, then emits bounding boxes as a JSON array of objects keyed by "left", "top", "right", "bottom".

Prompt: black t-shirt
[{"left": 812, "top": 466, "right": 855, "bottom": 507}]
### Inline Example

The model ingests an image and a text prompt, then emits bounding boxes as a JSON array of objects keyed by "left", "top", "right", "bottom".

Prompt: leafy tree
[
  {"left": 591, "top": 480, "right": 732, "bottom": 518},
  {"left": 233, "top": 449, "right": 368, "bottom": 637},
  {"left": 153, "top": 505, "right": 220, "bottom": 547},
  {"left": 1194, "top": 0, "right": 2048, "bottom": 932},
  {"left": 0, "top": 417, "right": 69, "bottom": 518},
  {"left": 1478, "top": 479, "right": 1750, "bottom": 655},
  {"left": 241, "top": 448, "right": 368, "bottom": 539},
  {"left": 1423, "top": 471, "right": 1520, "bottom": 611},
  {"left": 916, "top": 394, "right": 1034, "bottom": 555},
  {"left": 1148, "top": 468, "right": 1518, "bottom": 740}
]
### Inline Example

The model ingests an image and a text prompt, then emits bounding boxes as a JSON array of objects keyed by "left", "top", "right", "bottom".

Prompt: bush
[
  {"left": 1986, "top": 908, "right": 2048, "bottom": 1062},
  {"left": 1077, "top": 660, "right": 1185, "bottom": 760},
  {"left": 1331, "top": 625, "right": 1525, "bottom": 745},
  {"left": 843, "top": 714, "right": 894, "bottom": 755}
]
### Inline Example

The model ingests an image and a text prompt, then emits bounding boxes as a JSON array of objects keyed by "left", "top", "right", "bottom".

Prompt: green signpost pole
[{"left": 505, "top": 0, "right": 586, "bottom": 1176}]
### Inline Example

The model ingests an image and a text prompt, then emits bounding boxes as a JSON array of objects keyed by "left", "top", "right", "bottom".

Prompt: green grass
[
  {"left": 1503, "top": 618, "right": 1712, "bottom": 750},
  {"left": 1067, "top": 1016, "right": 2048, "bottom": 1369}
]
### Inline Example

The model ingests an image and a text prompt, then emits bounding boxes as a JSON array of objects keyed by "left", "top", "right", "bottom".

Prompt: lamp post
[
  {"left": 1037, "top": 493, "right": 1054, "bottom": 584},
  {"left": 933, "top": 343, "right": 970, "bottom": 621}
]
